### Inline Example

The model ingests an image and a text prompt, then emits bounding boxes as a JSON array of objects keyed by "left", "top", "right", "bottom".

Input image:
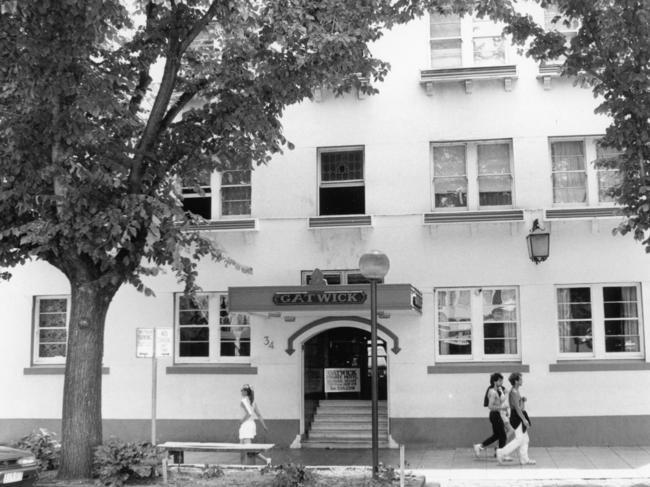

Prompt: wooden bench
[{"left": 157, "top": 441, "right": 275, "bottom": 483}]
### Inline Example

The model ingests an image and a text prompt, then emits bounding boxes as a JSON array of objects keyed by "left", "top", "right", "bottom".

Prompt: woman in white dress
[{"left": 239, "top": 384, "right": 270, "bottom": 465}]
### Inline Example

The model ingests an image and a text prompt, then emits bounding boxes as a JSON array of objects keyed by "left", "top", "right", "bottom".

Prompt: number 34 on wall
[{"left": 263, "top": 336, "right": 274, "bottom": 349}]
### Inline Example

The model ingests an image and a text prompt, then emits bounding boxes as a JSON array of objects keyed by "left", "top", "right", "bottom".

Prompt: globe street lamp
[{"left": 359, "top": 250, "right": 390, "bottom": 478}]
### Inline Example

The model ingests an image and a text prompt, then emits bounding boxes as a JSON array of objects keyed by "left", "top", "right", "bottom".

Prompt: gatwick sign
[{"left": 272, "top": 290, "right": 367, "bottom": 305}]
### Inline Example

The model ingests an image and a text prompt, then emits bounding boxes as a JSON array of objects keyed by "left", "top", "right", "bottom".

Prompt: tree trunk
[{"left": 57, "top": 280, "right": 118, "bottom": 479}]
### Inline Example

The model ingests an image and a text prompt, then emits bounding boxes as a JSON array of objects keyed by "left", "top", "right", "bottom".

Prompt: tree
[
  {"left": 1, "top": 0, "right": 518, "bottom": 479},
  {"left": 502, "top": 0, "right": 650, "bottom": 250},
  {"left": 2, "top": 0, "right": 648, "bottom": 480}
]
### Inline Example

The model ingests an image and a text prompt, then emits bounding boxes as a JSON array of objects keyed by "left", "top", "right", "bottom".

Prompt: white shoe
[
  {"left": 496, "top": 450, "right": 506, "bottom": 465},
  {"left": 473, "top": 444, "right": 483, "bottom": 458},
  {"left": 520, "top": 459, "right": 536, "bottom": 465}
]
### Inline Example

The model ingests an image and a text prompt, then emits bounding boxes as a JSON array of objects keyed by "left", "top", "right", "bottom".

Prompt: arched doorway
[
  {"left": 304, "top": 327, "right": 387, "bottom": 400},
  {"left": 302, "top": 326, "right": 389, "bottom": 447}
]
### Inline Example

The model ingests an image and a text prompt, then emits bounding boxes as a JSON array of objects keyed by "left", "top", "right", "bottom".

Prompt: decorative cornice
[
  {"left": 421, "top": 64, "right": 517, "bottom": 83},
  {"left": 424, "top": 209, "right": 524, "bottom": 224},
  {"left": 309, "top": 215, "right": 372, "bottom": 228},
  {"left": 187, "top": 219, "right": 257, "bottom": 231},
  {"left": 545, "top": 207, "right": 621, "bottom": 219}
]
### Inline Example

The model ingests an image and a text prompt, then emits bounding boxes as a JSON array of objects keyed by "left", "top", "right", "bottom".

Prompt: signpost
[{"left": 136, "top": 328, "right": 172, "bottom": 445}]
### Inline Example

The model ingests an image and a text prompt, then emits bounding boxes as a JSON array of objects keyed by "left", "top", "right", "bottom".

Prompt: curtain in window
[
  {"left": 477, "top": 144, "right": 512, "bottom": 205},
  {"left": 604, "top": 286, "right": 640, "bottom": 353},
  {"left": 430, "top": 13, "right": 461, "bottom": 68},
  {"left": 433, "top": 146, "right": 467, "bottom": 207},
  {"left": 551, "top": 141, "right": 586, "bottom": 203},
  {"left": 557, "top": 287, "right": 592, "bottom": 353},
  {"left": 483, "top": 288, "right": 517, "bottom": 355}
]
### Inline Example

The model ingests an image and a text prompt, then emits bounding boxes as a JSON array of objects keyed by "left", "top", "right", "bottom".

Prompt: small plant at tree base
[
  {"left": 269, "top": 463, "right": 314, "bottom": 487},
  {"left": 199, "top": 464, "right": 223, "bottom": 479},
  {"left": 93, "top": 438, "right": 162, "bottom": 487},
  {"left": 11, "top": 428, "right": 61, "bottom": 471}
]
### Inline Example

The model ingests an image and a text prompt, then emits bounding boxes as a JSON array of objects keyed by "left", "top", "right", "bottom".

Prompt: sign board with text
[
  {"left": 136, "top": 328, "right": 155, "bottom": 358},
  {"left": 324, "top": 368, "right": 360, "bottom": 393}
]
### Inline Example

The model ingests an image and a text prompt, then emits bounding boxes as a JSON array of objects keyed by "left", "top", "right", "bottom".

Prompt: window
[
  {"left": 430, "top": 13, "right": 505, "bottom": 68},
  {"left": 221, "top": 168, "right": 251, "bottom": 216},
  {"left": 182, "top": 173, "right": 212, "bottom": 219},
  {"left": 550, "top": 137, "right": 620, "bottom": 205},
  {"left": 301, "top": 269, "right": 376, "bottom": 285},
  {"left": 556, "top": 284, "right": 643, "bottom": 359},
  {"left": 595, "top": 144, "right": 622, "bottom": 203},
  {"left": 33, "top": 296, "right": 69, "bottom": 365},
  {"left": 318, "top": 147, "right": 365, "bottom": 216},
  {"left": 175, "top": 293, "right": 250, "bottom": 363},
  {"left": 435, "top": 287, "right": 520, "bottom": 362},
  {"left": 544, "top": 6, "right": 579, "bottom": 64},
  {"left": 432, "top": 140, "right": 513, "bottom": 209}
]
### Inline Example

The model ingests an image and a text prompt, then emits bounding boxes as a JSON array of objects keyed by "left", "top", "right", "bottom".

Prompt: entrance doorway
[{"left": 304, "top": 327, "right": 387, "bottom": 401}]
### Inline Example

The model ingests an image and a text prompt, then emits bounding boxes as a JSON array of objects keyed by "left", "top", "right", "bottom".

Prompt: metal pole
[
  {"left": 152, "top": 354, "right": 157, "bottom": 445},
  {"left": 370, "top": 279, "right": 379, "bottom": 478}
]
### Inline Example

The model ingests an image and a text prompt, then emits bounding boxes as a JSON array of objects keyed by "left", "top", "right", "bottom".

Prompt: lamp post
[
  {"left": 526, "top": 219, "right": 550, "bottom": 264},
  {"left": 359, "top": 250, "right": 390, "bottom": 478}
]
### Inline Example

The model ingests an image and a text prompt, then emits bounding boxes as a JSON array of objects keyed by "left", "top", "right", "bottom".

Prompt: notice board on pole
[
  {"left": 136, "top": 328, "right": 155, "bottom": 358},
  {"left": 324, "top": 368, "right": 360, "bottom": 393}
]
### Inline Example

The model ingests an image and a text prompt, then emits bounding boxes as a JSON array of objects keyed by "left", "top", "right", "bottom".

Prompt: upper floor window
[
  {"left": 435, "top": 287, "right": 520, "bottom": 362},
  {"left": 175, "top": 293, "right": 250, "bottom": 363},
  {"left": 544, "top": 5, "right": 579, "bottom": 64},
  {"left": 33, "top": 296, "right": 69, "bottom": 365},
  {"left": 556, "top": 284, "right": 643, "bottom": 359},
  {"left": 319, "top": 147, "right": 365, "bottom": 216},
  {"left": 550, "top": 137, "right": 620, "bottom": 205},
  {"left": 221, "top": 168, "right": 251, "bottom": 217},
  {"left": 430, "top": 13, "right": 505, "bottom": 69},
  {"left": 432, "top": 140, "right": 513, "bottom": 209},
  {"left": 182, "top": 173, "right": 212, "bottom": 219},
  {"left": 301, "top": 269, "right": 377, "bottom": 285}
]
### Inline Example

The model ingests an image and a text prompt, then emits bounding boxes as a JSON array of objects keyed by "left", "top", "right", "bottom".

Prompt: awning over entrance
[{"left": 228, "top": 283, "right": 423, "bottom": 315}]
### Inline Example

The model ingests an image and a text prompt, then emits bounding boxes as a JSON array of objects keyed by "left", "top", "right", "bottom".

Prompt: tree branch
[
  {"left": 128, "top": 1, "right": 158, "bottom": 115},
  {"left": 159, "top": 79, "right": 208, "bottom": 131},
  {"left": 179, "top": 0, "right": 220, "bottom": 54}
]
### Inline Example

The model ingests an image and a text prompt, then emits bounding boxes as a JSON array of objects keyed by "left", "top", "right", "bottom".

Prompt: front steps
[{"left": 302, "top": 400, "right": 390, "bottom": 449}]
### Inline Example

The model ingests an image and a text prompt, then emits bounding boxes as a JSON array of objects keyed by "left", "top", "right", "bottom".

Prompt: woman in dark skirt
[{"left": 473, "top": 373, "right": 512, "bottom": 460}]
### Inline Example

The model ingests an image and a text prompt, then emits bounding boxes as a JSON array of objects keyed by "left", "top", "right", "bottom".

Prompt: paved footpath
[{"left": 185, "top": 445, "right": 650, "bottom": 487}]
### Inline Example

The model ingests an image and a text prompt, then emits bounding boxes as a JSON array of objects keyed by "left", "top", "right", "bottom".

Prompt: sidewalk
[{"left": 185, "top": 445, "right": 650, "bottom": 486}]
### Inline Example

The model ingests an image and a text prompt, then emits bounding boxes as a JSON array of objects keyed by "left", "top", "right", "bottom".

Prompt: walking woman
[
  {"left": 496, "top": 372, "right": 536, "bottom": 465},
  {"left": 473, "top": 373, "right": 512, "bottom": 460},
  {"left": 239, "top": 384, "right": 271, "bottom": 465}
]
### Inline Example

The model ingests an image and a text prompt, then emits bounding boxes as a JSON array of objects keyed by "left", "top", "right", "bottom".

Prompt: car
[{"left": 0, "top": 446, "right": 39, "bottom": 486}]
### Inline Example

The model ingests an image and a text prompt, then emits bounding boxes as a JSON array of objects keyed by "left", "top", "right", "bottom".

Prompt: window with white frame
[
  {"left": 550, "top": 137, "right": 621, "bottom": 205},
  {"left": 175, "top": 293, "right": 250, "bottom": 363},
  {"left": 221, "top": 167, "right": 251, "bottom": 216},
  {"left": 435, "top": 287, "right": 520, "bottom": 361},
  {"left": 432, "top": 140, "right": 513, "bottom": 209},
  {"left": 318, "top": 147, "right": 365, "bottom": 216},
  {"left": 556, "top": 284, "right": 643, "bottom": 358},
  {"left": 33, "top": 296, "right": 69, "bottom": 365},
  {"left": 429, "top": 13, "right": 506, "bottom": 69},
  {"left": 543, "top": 5, "right": 580, "bottom": 64},
  {"left": 182, "top": 172, "right": 212, "bottom": 219},
  {"left": 595, "top": 144, "right": 622, "bottom": 203}
]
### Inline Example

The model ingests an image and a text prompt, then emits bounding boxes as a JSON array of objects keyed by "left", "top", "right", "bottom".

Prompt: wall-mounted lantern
[{"left": 526, "top": 219, "right": 550, "bottom": 264}]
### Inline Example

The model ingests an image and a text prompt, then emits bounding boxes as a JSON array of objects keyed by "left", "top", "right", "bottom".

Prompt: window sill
[
  {"left": 545, "top": 207, "right": 621, "bottom": 220},
  {"left": 424, "top": 209, "right": 524, "bottom": 224},
  {"left": 166, "top": 364, "right": 258, "bottom": 375},
  {"left": 24, "top": 366, "right": 110, "bottom": 375},
  {"left": 309, "top": 215, "right": 372, "bottom": 229},
  {"left": 427, "top": 362, "right": 529, "bottom": 374},
  {"left": 549, "top": 360, "right": 650, "bottom": 372},
  {"left": 420, "top": 65, "right": 517, "bottom": 95},
  {"left": 187, "top": 219, "right": 257, "bottom": 231}
]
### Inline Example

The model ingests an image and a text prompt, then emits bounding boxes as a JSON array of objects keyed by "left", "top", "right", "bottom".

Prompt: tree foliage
[{"left": 504, "top": 0, "right": 650, "bottom": 249}]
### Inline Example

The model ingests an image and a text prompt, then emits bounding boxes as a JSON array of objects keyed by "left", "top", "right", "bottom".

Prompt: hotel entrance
[{"left": 304, "top": 327, "right": 387, "bottom": 401}]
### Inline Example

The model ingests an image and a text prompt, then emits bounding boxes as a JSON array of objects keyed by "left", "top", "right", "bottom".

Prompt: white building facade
[{"left": 2, "top": 5, "right": 649, "bottom": 447}]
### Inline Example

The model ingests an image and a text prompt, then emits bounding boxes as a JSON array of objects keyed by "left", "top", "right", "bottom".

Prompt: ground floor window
[
  {"left": 435, "top": 287, "right": 520, "bottom": 362},
  {"left": 175, "top": 292, "right": 250, "bottom": 363},
  {"left": 557, "top": 283, "right": 643, "bottom": 358},
  {"left": 33, "top": 295, "right": 69, "bottom": 365}
]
